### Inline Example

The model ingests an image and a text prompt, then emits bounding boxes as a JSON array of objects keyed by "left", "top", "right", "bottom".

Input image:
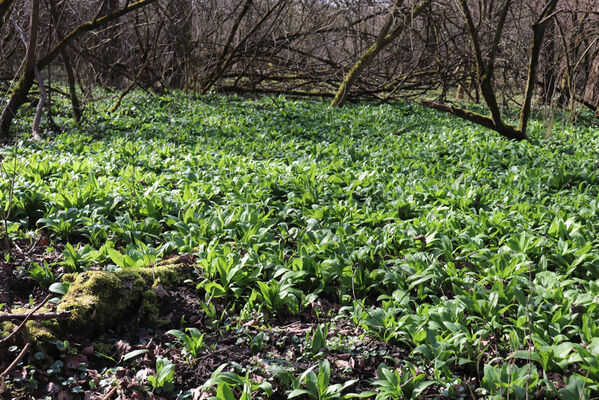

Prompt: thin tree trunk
[
  {"left": 100, "top": 0, "right": 121, "bottom": 88},
  {"left": 540, "top": 18, "right": 556, "bottom": 104},
  {"left": 0, "top": 0, "right": 39, "bottom": 140},
  {"left": 0, "top": 0, "right": 159, "bottom": 138},
  {"left": 200, "top": 0, "right": 253, "bottom": 94},
  {"left": 583, "top": 53, "right": 599, "bottom": 111},
  {"left": 164, "top": 0, "right": 193, "bottom": 90},
  {"left": 62, "top": 52, "right": 82, "bottom": 123},
  {"left": 49, "top": 0, "right": 82, "bottom": 123},
  {"left": 0, "top": 0, "right": 16, "bottom": 28},
  {"left": 330, "top": 0, "right": 432, "bottom": 108},
  {"left": 201, "top": 0, "right": 284, "bottom": 94},
  {"left": 421, "top": 0, "right": 557, "bottom": 141},
  {"left": 518, "top": 0, "right": 559, "bottom": 136},
  {"left": 14, "top": 20, "right": 45, "bottom": 140},
  {"left": 31, "top": 64, "right": 45, "bottom": 140}
]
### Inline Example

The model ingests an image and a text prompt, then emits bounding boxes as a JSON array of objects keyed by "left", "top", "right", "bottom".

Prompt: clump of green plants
[
  {"left": 146, "top": 358, "right": 175, "bottom": 394},
  {"left": 288, "top": 360, "right": 362, "bottom": 399},
  {"left": 166, "top": 327, "right": 206, "bottom": 358}
]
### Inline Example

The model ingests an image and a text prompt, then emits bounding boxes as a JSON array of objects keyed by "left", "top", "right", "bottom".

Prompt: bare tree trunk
[
  {"left": 13, "top": 21, "right": 43, "bottom": 140},
  {"left": 165, "top": 0, "right": 193, "bottom": 90},
  {"left": 421, "top": 0, "right": 558, "bottom": 141},
  {"left": 0, "top": 0, "right": 40, "bottom": 140},
  {"left": 100, "top": 0, "right": 122, "bottom": 88},
  {"left": 584, "top": 53, "right": 599, "bottom": 111},
  {"left": 330, "top": 0, "right": 432, "bottom": 107},
  {"left": 0, "top": 0, "right": 159, "bottom": 138},
  {"left": 517, "top": 0, "right": 559, "bottom": 136},
  {"left": 200, "top": 0, "right": 253, "bottom": 94},
  {"left": 200, "top": 0, "right": 285, "bottom": 94},
  {"left": 540, "top": 18, "right": 557, "bottom": 104},
  {"left": 31, "top": 64, "right": 45, "bottom": 140},
  {"left": 62, "top": 52, "right": 82, "bottom": 123},
  {"left": 455, "top": 83, "right": 464, "bottom": 100},
  {"left": 49, "top": 0, "right": 82, "bottom": 123}
]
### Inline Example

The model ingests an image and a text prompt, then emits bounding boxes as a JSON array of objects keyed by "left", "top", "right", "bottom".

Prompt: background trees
[{"left": 0, "top": 0, "right": 597, "bottom": 140}]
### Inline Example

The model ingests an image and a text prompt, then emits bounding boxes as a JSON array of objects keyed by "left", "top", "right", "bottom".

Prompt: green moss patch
[{"left": 56, "top": 262, "right": 193, "bottom": 335}]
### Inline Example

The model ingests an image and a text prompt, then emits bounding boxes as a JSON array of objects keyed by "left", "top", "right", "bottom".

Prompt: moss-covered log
[
  {"left": 56, "top": 262, "right": 193, "bottom": 334},
  {"left": 1, "top": 258, "right": 195, "bottom": 346}
]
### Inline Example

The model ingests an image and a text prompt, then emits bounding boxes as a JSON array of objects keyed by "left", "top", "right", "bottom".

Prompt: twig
[
  {"left": 0, "top": 311, "right": 71, "bottom": 322},
  {"left": 197, "top": 346, "right": 232, "bottom": 361},
  {"left": 0, "top": 342, "right": 31, "bottom": 380},
  {"left": 0, "top": 295, "right": 51, "bottom": 346},
  {"left": 101, "top": 385, "right": 118, "bottom": 400}
]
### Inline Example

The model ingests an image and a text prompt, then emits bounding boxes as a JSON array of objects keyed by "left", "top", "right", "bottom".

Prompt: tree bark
[
  {"left": 540, "top": 18, "right": 557, "bottom": 104},
  {"left": 584, "top": 53, "right": 599, "bottom": 111},
  {"left": 99, "top": 0, "right": 122, "bottom": 88},
  {"left": 421, "top": 0, "right": 557, "bottom": 141},
  {"left": 0, "top": 0, "right": 159, "bottom": 138},
  {"left": 200, "top": 0, "right": 253, "bottom": 94},
  {"left": 200, "top": 0, "right": 285, "bottom": 94},
  {"left": 62, "top": 52, "right": 82, "bottom": 123},
  {"left": 48, "top": 0, "right": 82, "bottom": 123},
  {"left": 517, "top": 0, "right": 559, "bottom": 136},
  {"left": 330, "top": 0, "right": 432, "bottom": 108},
  {"left": 164, "top": 0, "right": 193, "bottom": 90},
  {"left": 0, "top": 0, "right": 16, "bottom": 28},
  {"left": 0, "top": 0, "right": 39, "bottom": 140}
]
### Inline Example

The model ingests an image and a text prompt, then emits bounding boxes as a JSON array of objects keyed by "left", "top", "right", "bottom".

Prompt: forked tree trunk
[
  {"left": 421, "top": 0, "right": 558, "bottom": 141},
  {"left": 0, "top": 0, "right": 159, "bottom": 139}
]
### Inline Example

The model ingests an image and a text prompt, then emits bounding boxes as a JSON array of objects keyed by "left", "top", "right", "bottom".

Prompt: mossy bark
[
  {"left": 330, "top": 0, "right": 433, "bottom": 108},
  {"left": 56, "top": 262, "right": 192, "bottom": 335},
  {"left": 1, "top": 260, "right": 194, "bottom": 346},
  {"left": 0, "top": 0, "right": 39, "bottom": 140}
]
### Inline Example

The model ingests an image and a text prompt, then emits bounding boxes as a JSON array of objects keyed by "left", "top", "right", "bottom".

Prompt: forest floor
[{"left": 1, "top": 92, "right": 598, "bottom": 399}]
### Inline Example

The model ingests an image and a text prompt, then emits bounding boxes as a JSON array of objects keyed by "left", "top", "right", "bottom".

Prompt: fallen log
[{"left": 0, "top": 254, "right": 197, "bottom": 344}]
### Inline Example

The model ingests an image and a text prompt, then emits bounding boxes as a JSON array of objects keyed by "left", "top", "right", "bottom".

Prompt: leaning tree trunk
[
  {"left": 330, "top": 0, "right": 433, "bottom": 108},
  {"left": 0, "top": 0, "right": 39, "bottom": 140},
  {"left": 421, "top": 0, "right": 558, "bottom": 141}
]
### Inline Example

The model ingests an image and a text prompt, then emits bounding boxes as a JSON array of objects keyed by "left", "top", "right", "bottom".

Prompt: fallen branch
[
  {"left": 101, "top": 386, "right": 118, "bottom": 400},
  {"left": 0, "top": 311, "right": 71, "bottom": 322},
  {"left": 0, "top": 295, "right": 51, "bottom": 346},
  {"left": 0, "top": 342, "right": 31, "bottom": 380}
]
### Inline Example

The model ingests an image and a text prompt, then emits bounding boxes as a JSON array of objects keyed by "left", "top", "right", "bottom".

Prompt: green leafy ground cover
[{"left": 1, "top": 92, "right": 599, "bottom": 399}]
